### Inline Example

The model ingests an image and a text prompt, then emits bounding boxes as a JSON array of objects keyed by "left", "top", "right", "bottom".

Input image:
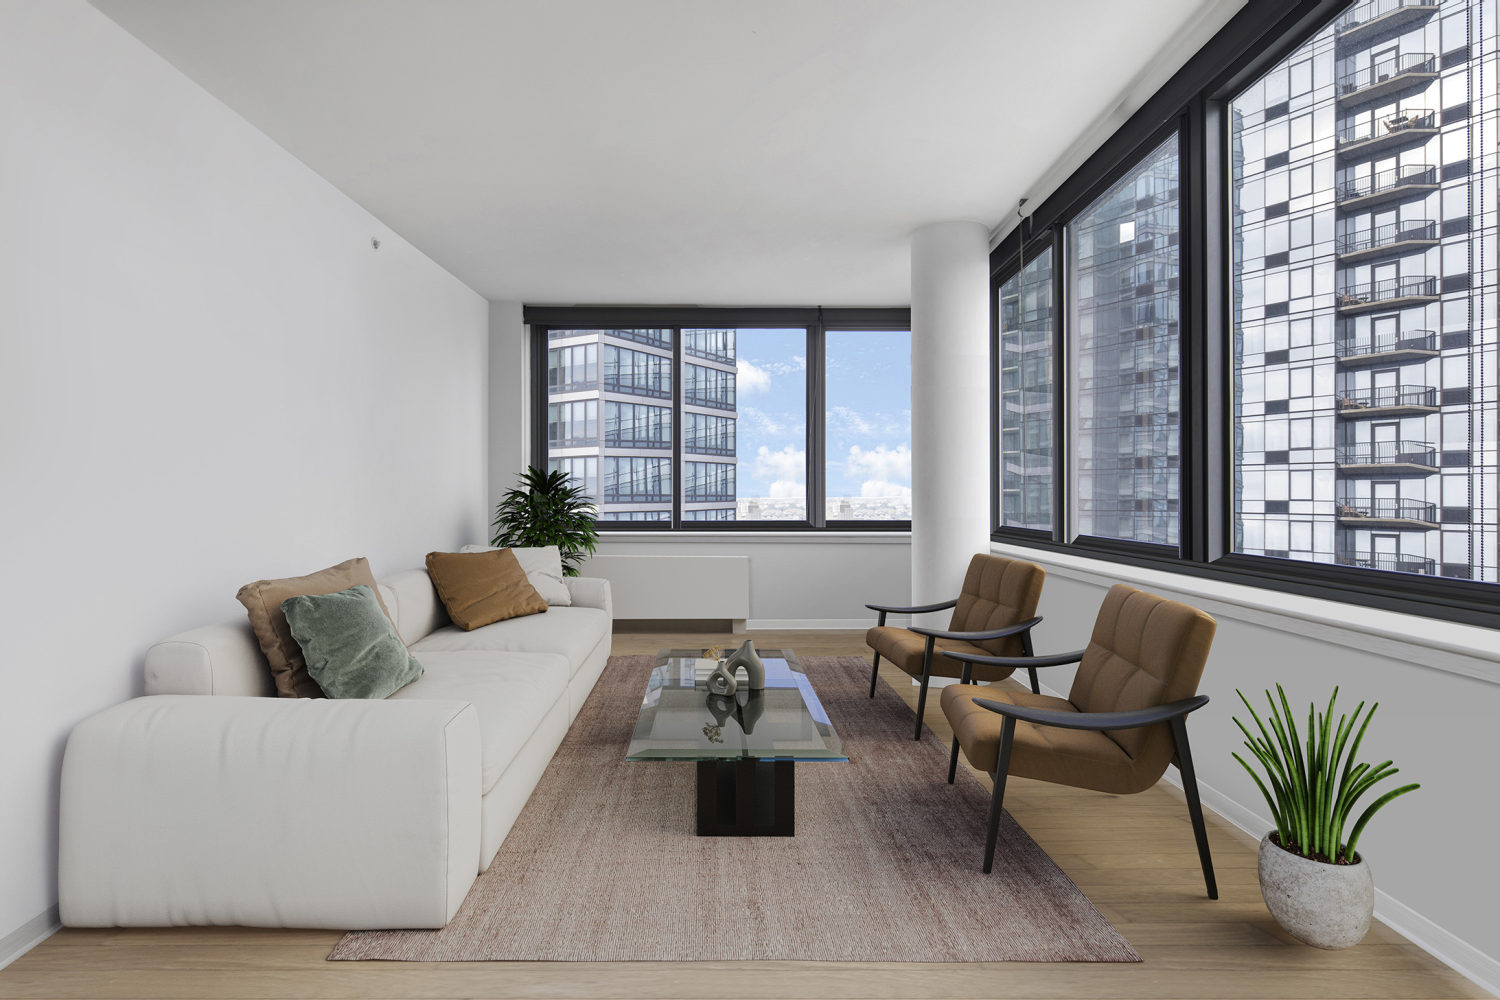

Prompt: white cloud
[
  {"left": 860, "top": 480, "right": 913, "bottom": 499},
  {"left": 737, "top": 357, "right": 772, "bottom": 394},
  {"left": 754, "top": 445, "right": 805, "bottom": 498},
  {"left": 846, "top": 443, "right": 911, "bottom": 485},
  {"left": 739, "top": 406, "right": 783, "bottom": 435},
  {"left": 830, "top": 405, "right": 875, "bottom": 435}
]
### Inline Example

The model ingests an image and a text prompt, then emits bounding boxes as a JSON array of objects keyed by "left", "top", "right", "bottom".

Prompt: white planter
[{"left": 1257, "top": 834, "right": 1374, "bottom": 950}]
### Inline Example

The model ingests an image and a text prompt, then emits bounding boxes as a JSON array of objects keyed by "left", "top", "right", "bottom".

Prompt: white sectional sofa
[{"left": 58, "top": 567, "right": 612, "bottom": 930}]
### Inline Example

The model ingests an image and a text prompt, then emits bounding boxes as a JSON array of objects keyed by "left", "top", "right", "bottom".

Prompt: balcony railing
[
  {"left": 1335, "top": 0, "right": 1439, "bottom": 38},
  {"left": 1336, "top": 110, "right": 1437, "bottom": 150},
  {"left": 1336, "top": 385, "right": 1438, "bottom": 411},
  {"left": 1336, "top": 551, "right": 1437, "bottom": 575},
  {"left": 1337, "top": 500, "right": 1439, "bottom": 524},
  {"left": 1336, "top": 220, "right": 1436, "bottom": 258},
  {"left": 1337, "top": 53, "right": 1436, "bottom": 101},
  {"left": 1336, "top": 164, "right": 1437, "bottom": 206},
  {"left": 1335, "top": 440, "right": 1438, "bottom": 468},
  {"left": 1336, "top": 276, "right": 1438, "bottom": 311},
  {"left": 1334, "top": 330, "right": 1437, "bottom": 360}
]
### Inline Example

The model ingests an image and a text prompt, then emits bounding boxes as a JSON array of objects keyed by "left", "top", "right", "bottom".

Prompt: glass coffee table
[{"left": 626, "top": 647, "right": 846, "bottom": 836}]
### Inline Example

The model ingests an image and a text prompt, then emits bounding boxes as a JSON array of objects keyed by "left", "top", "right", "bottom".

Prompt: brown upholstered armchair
[
  {"left": 865, "top": 554, "right": 1045, "bottom": 741},
  {"left": 938, "top": 583, "right": 1219, "bottom": 898}
]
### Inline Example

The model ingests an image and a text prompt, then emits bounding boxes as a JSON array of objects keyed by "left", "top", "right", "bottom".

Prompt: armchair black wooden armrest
[
  {"left": 865, "top": 599, "right": 958, "bottom": 627},
  {"left": 908, "top": 616, "right": 1043, "bottom": 644},
  {"left": 972, "top": 694, "right": 1209, "bottom": 731},
  {"left": 933, "top": 629, "right": 1062, "bottom": 695}
]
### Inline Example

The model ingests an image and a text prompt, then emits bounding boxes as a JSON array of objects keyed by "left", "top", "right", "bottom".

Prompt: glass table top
[{"left": 625, "top": 648, "right": 847, "bottom": 762}]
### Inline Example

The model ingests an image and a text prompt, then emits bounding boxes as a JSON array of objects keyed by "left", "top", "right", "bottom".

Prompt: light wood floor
[{"left": 2, "top": 629, "right": 1486, "bottom": 1000}]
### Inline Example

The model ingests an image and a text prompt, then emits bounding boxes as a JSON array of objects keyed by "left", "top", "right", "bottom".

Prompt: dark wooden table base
[{"left": 695, "top": 759, "right": 795, "bottom": 836}]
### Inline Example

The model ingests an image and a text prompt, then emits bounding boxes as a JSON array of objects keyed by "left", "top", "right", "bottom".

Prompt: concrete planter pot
[{"left": 1258, "top": 834, "right": 1374, "bottom": 950}]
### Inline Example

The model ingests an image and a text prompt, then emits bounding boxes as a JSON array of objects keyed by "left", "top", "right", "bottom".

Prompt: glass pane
[
  {"left": 681, "top": 328, "right": 806, "bottom": 521},
  {"left": 824, "top": 330, "right": 912, "bottom": 521},
  {"left": 999, "top": 247, "right": 1054, "bottom": 531},
  {"left": 1067, "top": 134, "right": 1181, "bottom": 546},
  {"left": 1230, "top": 4, "right": 1493, "bottom": 582},
  {"left": 546, "top": 329, "right": 672, "bottom": 522}
]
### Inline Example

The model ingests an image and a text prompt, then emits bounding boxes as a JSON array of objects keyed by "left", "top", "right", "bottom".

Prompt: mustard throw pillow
[
  {"left": 237, "top": 557, "right": 395, "bottom": 698},
  {"left": 425, "top": 548, "right": 548, "bottom": 631}
]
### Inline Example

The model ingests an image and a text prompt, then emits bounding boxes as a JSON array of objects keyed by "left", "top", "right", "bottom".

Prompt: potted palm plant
[
  {"left": 490, "top": 467, "right": 599, "bottom": 577},
  {"left": 1233, "top": 686, "right": 1419, "bottom": 950}
]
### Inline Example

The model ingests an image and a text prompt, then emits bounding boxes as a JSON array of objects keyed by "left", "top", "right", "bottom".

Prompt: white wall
[
  {"left": 0, "top": 0, "right": 488, "bottom": 958},
  {"left": 993, "top": 541, "right": 1500, "bottom": 994},
  {"left": 594, "top": 534, "right": 911, "bottom": 628},
  {"left": 487, "top": 300, "right": 527, "bottom": 519}
]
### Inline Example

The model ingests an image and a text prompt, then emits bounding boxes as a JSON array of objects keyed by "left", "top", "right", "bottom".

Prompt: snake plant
[{"left": 1233, "top": 685, "right": 1418, "bottom": 865}]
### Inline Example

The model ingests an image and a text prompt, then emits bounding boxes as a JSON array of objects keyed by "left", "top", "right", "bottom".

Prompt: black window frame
[
  {"left": 988, "top": 0, "right": 1500, "bottom": 630},
  {"left": 526, "top": 306, "right": 911, "bottom": 532}
]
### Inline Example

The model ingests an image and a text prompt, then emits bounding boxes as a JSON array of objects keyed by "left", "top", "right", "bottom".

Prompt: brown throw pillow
[
  {"left": 237, "top": 557, "right": 395, "bottom": 698},
  {"left": 425, "top": 548, "right": 547, "bottom": 631}
]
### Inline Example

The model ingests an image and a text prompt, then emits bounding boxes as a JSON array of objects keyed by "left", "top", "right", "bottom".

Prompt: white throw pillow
[{"left": 459, "top": 545, "right": 572, "bottom": 606}]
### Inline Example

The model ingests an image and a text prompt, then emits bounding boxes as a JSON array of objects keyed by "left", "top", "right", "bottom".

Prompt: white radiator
[{"left": 577, "top": 555, "right": 750, "bottom": 621}]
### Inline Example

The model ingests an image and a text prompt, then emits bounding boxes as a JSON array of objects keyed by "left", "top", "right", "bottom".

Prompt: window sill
[
  {"left": 597, "top": 531, "right": 912, "bottom": 544},
  {"left": 991, "top": 540, "right": 1500, "bottom": 685}
]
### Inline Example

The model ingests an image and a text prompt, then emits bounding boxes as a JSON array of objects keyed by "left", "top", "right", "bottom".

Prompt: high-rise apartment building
[
  {"left": 1232, "top": 0, "right": 1496, "bottom": 581},
  {"left": 546, "top": 328, "right": 739, "bottom": 521}
]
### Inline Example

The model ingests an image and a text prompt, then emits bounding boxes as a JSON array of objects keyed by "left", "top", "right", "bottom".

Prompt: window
[
  {"left": 531, "top": 311, "right": 909, "bottom": 529},
  {"left": 1230, "top": 7, "right": 1491, "bottom": 582},
  {"left": 1067, "top": 134, "right": 1181, "bottom": 546},
  {"left": 998, "top": 248, "right": 1054, "bottom": 532},
  {"left": 985, "top": 0, "right": 1498, "bottom": 625},
  {"left": 825, "top": 330, "right": 912, "bottom": 521}
]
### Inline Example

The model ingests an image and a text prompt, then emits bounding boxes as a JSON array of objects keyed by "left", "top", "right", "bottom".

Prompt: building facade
[
  {"left": 1233, "top": 0, "right": 1497, "bottom": 581},
  {"left": 546, "top": 328, "right": 739, "bottom": 521}
]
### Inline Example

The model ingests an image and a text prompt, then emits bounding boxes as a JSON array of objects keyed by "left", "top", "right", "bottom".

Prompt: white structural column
[{"left": 909, "top": 222, "right": 992, "bottom": 627}]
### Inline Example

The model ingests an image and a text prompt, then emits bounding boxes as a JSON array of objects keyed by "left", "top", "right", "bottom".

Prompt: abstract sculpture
[{"left": 705, "top": 640, "right": 765, "bottom": 696}]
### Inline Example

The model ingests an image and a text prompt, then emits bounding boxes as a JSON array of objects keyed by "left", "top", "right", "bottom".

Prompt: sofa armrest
[
  {"left": 566, "top": 577, "right": 612, "bottom": 619},
  {"left": 59, "top": 695, "right": 480, "bottom": 930},
  {"left": 144, "top": 619, "right": 273, "bottom": 697}
]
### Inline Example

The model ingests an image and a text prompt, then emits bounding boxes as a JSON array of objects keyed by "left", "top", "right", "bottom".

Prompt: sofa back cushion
[{"left": 379, "top": 569, "right": 451, "bottom": 646}]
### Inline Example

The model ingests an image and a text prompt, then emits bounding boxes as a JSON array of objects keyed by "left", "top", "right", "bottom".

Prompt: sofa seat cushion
[
  {"left": 387, "top": 650, "right": 568, "bottom": 795},
  {"left": 409, "top": 607, "right": 608, "bottom": 678}
]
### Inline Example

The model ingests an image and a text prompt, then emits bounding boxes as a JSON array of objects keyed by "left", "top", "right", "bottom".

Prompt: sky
[{"left": 734, "top": 328, "right": 911, "bottom": 501}]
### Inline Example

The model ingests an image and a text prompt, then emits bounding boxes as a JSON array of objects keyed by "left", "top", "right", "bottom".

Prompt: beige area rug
[{"left": 329, "top": 655, "right": 1139, "bottom": 963}]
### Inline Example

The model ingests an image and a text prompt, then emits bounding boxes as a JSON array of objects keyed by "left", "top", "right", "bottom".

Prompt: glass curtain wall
[
  {"left": 1068, "top": 134, "right": 1183, "bottom": 545},
  {"left": 1230, "top": 0, "right": 1496, "bottom": 581},
  {"left": 824, "top": 331, "right": 913, "bottom": 520},
  {"left": 999, "top": 248, "right": 1055, "bottom": 530}
]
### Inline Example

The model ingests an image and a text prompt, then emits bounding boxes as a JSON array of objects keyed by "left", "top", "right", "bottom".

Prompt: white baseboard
[
  {"left": 747, "top": 618, "right": 907, "bottom": 630},
  {"left": 0, "top": 905, "right": 59, "bottom": 973}
]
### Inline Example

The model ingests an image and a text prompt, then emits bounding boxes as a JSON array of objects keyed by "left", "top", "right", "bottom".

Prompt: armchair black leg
[
  {"left": 948, "top": 737, "right": 961, "bottom": 784},
  {"left": 868, "top": 651, "right": 881, "bottom": 698},
  {"left": 1170, "top": 715, "right": 1219, "bottom": 900},
  {"left": 913, "top": 636, "right": 935, "bottom": 741},
  {"left": 982, "top": 716, "right": 1017, "bottom": 874},
  {"left": 1021, "top": 632, "right": 1040, "bottom": 695}
]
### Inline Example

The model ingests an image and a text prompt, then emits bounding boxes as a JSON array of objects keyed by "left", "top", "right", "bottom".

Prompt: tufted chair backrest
[
  {"left": 1068, "top": 584, "right": 1217, "bottom": 769},
  {"left": 947, "top": 554, "right": 1046, "bottom": 657}
]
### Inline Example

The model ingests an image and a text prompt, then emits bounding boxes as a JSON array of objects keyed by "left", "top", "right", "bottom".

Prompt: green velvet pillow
[{"left": 281, "top": 584, "right": 423, "bottom": 699}]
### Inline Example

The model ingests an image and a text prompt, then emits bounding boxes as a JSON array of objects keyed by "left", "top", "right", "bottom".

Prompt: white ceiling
[{"left": 92, "top": 0, "right": 1242, "bottom": 306}]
